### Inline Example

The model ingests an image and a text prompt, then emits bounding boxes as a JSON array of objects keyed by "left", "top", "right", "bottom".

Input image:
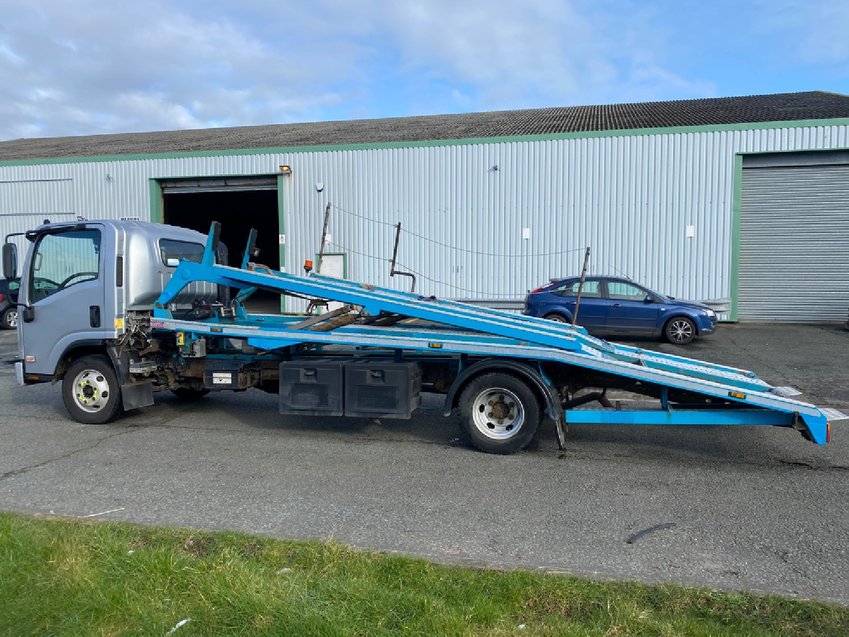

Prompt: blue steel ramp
[{"left": 151, "top": 226, "right": 846, "bottom": 446}]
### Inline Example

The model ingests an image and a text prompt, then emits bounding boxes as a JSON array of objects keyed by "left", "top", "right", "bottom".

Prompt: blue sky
[{"left": 0, "top": 0, "right": 846, "bottom": 141}]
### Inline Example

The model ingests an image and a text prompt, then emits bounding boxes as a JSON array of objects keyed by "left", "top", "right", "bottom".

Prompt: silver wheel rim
[
  {"left": 6, "top": 310, "right": 17, "bottom": 328},
  {"left": 71, "top": 369, "right": 111, "bottom": 413},
  {"left": 669, "top": 319, "right": 694, "bottom": 343},
  {"left": 471, "top": 387, "right": 525, "bottom": 440}
]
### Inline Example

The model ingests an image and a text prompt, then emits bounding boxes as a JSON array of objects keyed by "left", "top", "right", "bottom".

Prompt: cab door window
[{"left": 30, "top": 229, "right": 101, "bottom": 302}]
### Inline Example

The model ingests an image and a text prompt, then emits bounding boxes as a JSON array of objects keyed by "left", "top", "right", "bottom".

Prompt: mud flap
[
  {"left": 121, "top": 381, "right": 155, "bottom": 410},
  {"left": 107, "top": 345, "right": 155, "bottom": 410}
]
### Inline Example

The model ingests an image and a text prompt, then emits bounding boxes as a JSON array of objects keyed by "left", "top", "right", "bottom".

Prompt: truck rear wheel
[
  {"left": 62, "top": 355, "right": 123, "bottom": 424},
  {"left": 458, "top": 373, "right": 540, "bottom": 454}
]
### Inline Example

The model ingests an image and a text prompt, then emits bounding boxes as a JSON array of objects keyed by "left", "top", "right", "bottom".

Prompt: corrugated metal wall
[{"left": 1, "top": 123, "right": 848, "bottom": 311}]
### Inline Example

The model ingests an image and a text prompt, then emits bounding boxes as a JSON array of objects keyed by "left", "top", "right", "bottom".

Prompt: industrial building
[{"left": 0, "top": 90, "right": 847, "bottom": 322}]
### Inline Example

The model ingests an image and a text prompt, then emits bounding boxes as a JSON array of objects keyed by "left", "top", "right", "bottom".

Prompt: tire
[
  {"left": 458, "top": 373, "right": 541, "bottom": 454},
  {"left": 665, "top": 316, "right": 696, "bottom": 345},
  {"left": 61, "top": 355, "right": 123, "bottom": 424},
  {"left": 543, "top": 313, "right": 568, "bottom": 323},
  {"left": 1, "top": 307, "right": 17, "bottom": 329},
  {"left": 171, "top": 387, "right": 210, "bottom": 400}
]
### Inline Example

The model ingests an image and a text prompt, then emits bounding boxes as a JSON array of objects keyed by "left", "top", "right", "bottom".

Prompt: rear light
[
  {"left": 529, "top": 287, "right": 544, "bottom": 294},
  {"left": 0, "top": 293, "right": 4, "bottom": 302},
  {"left": 827, "top": 422, "right": 832, "bottom": 443}
]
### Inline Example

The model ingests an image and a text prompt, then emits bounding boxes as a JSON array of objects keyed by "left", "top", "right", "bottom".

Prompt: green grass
[{"left": 0, "top": 512, "right": 846, "bottom": 636}]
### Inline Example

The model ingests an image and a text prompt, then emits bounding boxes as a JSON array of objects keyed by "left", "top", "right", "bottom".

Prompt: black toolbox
[
  {"left": 343, "top": 361, "right": 421, "bottom": 419},
  {"left": 278, "top": 360, "right": 344, "bottom": 416},
  {"left": 278, "top": 359, "right": 422, "bottom": 419}
]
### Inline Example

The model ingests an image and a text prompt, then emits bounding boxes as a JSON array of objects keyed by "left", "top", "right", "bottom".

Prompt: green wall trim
[
  {"left": 3, "top": 117, "right": 849, "bottom": 168},
  {"left": 729, "top": 154, "right": 743, "bottom": 322},
  {"left": 148, "top": 179, "right": 163, "bottom": 223}
]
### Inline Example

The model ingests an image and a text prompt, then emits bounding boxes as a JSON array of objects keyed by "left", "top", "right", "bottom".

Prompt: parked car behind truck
[
  {"left": 0, "top": 277, "right": 19, "bottom": 329},
  {"left": 523, "top": 275, "right": 717, "bottom": 344}
]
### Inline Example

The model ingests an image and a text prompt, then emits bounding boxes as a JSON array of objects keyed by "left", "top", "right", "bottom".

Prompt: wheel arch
[
  {"left": 442, "top": 358, "right": 561, "bottom": 422},
  {"left": 55, "top": 343, "right": 154, "bottom": 412},
  {"left": 52, "top": 341, "right": 111, "bottom": 382},
  {"left": 543, "top": 309, "right": 573, "bottom": 322},
  {"left": 663, "top": 313, "right": 700, "bottom": 336}
]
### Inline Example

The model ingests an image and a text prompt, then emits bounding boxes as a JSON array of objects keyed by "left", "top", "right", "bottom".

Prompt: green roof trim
[{"left": 2, "top": 117, "right": 849, "bottom": 168}]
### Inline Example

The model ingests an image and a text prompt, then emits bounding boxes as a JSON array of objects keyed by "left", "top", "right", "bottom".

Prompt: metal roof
[{"left": 1, "top": 90, "right": 848, "bottom": 162}]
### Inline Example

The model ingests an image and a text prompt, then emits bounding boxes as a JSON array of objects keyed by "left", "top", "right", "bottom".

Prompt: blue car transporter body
[{"left": 145, "top": 223, "right": 844, "bottom": 453}]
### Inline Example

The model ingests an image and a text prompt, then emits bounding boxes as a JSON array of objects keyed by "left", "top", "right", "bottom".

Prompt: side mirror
[
  {"left": 2, "top": 243, "right": 17, "bottom": 279},
  {"left": 643, "top": 295, "right": 654, "bottom": 303}
]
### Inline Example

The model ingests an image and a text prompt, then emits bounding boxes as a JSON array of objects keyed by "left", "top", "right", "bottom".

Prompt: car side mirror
[
  {"left": 2, "top": 243, "right": 17, "bottom": 279},
  {"left": 643, "top": 295, "right": 654, "bottom": 303}
]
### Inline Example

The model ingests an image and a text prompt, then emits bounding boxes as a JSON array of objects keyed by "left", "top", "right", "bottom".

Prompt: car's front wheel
[
  {"left": 665, "top": 317, "right": 696, "bottom": 344},
  {"left": 1, "top": 307, "right": 17, "bottom": 329}
]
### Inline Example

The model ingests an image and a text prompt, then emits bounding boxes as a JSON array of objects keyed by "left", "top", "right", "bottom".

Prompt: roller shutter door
[
  {"left": 739, "top": 156, "right": 849, "bottom": 322},
  {"left": 160, "top": 176, "right": 277, "bottom": 193}
]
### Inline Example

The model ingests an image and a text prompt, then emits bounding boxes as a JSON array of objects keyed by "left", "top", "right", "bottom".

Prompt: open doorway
[{"left": 161, "top": 178, "right": 282, "bottom": 313}]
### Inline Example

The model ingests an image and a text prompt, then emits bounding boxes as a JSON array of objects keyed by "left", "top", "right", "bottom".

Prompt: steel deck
[{"left": 150, "top": 225, "right": 846, "bottom": 445}]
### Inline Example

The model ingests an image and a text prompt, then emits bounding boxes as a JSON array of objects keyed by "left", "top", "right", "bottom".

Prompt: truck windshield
[{"left": 30, "top": 229, "right": 101, "bottom": 302}]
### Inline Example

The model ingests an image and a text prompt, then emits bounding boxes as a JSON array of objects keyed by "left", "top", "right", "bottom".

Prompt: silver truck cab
[{"left": 3, "top": 220, "right": 220, "bottom": 383}]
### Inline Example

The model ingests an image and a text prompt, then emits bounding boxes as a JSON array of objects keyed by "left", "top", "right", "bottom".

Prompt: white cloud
[
  {"left": 0, "top": 0, "right": 363, "bottom": 139},
  {"left": 6, "top": 0, "right": 836, "bottom": 142},
  {"left": 348, "top": 0, "right": 714, "bottom": 110}
]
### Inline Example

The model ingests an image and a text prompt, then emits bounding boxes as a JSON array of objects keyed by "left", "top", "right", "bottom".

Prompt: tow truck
[{"left": 3, "top": 219, "right": 844, "bottom": 454}]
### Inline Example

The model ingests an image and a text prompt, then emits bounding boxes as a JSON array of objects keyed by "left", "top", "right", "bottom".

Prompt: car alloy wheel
[{"left": 667, "top": 318, "right": 695, "bottom": 344}]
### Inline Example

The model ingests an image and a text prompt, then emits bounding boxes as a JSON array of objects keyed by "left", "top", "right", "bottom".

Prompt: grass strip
[{"left": 0, "top": 511, "right": 846, "bottom": 636}]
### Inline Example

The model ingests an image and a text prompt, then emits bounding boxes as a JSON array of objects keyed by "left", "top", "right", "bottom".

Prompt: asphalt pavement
[{"left": 1, "top": 324, "right": 848, "bottom": 604}]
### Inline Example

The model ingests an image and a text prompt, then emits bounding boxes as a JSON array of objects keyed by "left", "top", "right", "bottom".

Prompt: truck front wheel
[
  {"left": 62, "top": 355, "right": 123, "bottom": 424},
  {"left": 458, "top": 373, "right": 541, "bottom": 454}
]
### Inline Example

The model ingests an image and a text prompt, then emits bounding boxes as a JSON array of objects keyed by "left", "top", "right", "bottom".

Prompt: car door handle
[{"left": 611, "top": 303, "right": 620, "bottom": 308}]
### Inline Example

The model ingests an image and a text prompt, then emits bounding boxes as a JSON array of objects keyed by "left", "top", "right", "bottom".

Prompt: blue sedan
[{"left": 523, "top": 275, "right": 717, "bottom": 344}]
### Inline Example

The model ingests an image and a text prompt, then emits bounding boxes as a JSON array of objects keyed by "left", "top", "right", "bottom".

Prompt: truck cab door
[{"left": 19, "top": 227, "right": 108, "bottom": 378}]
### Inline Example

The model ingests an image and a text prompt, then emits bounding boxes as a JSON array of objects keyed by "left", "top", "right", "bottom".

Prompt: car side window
[
  {"left": 555, "top": 280, "right": 601, "bottom": 298},
  {"left": 607, "top": 281, "right": 647, "bottom": 301}
]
